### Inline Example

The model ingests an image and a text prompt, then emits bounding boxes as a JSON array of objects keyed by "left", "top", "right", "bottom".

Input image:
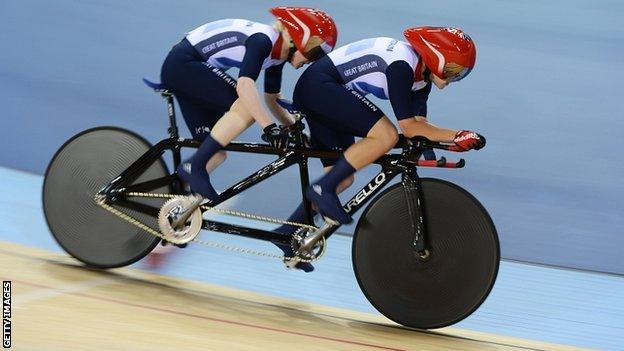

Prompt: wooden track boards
[{"left": 0, "top": 242, "right": 590, "bottom": 351}]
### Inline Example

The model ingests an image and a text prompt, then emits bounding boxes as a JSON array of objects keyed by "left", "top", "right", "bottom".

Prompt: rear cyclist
[
  {"left": 166, "top": 7, "right": 338, "bottom": 200},
  {"left": 157, "top": 7, "right": 337, "bottom": 271},
  {"left": 281, "top": 27, "right": 486, "bottom": 261}
]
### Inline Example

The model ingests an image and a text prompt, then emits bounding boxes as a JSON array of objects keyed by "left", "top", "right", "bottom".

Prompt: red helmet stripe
[
  {"left": 421, "top": 38, "right": 445, "bottom": 75},
  {"left": 286, "top": 10, "right": 310, "bottom": 48}
]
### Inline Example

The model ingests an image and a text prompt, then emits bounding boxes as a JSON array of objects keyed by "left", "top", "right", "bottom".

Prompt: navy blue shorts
[
  {"left": 293, "top": 56, "right": 384, "bottom": 166},
  {"left": 161, "top": 39, "right": 238, "bottom": 141}
]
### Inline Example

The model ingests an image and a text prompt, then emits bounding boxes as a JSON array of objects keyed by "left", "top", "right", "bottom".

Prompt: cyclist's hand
[
  {"left": 262, "top": 123, "right": 290, "bottom": 150},
  {"left": 279, "top": 123, "right": 311, "bottom": 148},
  {"left": 449, "top": 130, "right": 486, "bottom": 152}
]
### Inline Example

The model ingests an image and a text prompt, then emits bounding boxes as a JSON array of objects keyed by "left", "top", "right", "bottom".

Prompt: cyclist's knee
[{"left": 369, "top": 117, "right": 398, "bottom": 150}]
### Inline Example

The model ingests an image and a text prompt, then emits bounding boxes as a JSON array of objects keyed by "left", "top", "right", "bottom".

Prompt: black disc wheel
[
  {"left": 352, "top": 178, "right": 499, "bottom": 329},
  {"left": 43, "top": 127, "right": 170, "bottom": 268}
]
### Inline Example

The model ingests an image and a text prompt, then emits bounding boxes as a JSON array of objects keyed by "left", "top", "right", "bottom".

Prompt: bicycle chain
[{"left": 94, "top": 192, "right": 321, "bottom": 263}]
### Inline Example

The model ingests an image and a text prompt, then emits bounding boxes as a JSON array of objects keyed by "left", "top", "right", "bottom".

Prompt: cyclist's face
[{"left": 289, "top": 51, "right": 310, "bottom": 69}]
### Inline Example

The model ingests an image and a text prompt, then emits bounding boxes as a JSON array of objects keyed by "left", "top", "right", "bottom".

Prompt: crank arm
[
  {"left": 170, "top": 195, "right": 204, "bottom": 229},
  {"left": 297, "top": 218, "right": 337, "bottom": 254}
]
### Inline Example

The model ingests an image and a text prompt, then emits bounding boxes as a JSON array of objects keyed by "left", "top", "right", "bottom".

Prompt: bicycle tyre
[
  {"left": 352, "top": 178, "right": 499, "bottom": 329},
  {"left": 43, "top": 127, "right": 170, "bottom": 268}
]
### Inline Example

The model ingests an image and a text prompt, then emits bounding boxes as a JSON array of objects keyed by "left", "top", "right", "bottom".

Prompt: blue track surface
[{"left": 2, "top": 167, "right": 623, "bottom": 350}]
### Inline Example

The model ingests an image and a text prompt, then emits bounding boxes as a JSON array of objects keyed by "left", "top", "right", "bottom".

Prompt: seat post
[
  {"left": 163, "top": 91, "right": 179, "bottom": 139},
  {"left": 163, "top": 91, "right": 182, "bottom": 169}
]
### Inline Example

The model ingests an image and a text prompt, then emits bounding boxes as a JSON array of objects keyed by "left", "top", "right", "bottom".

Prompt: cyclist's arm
[
  {"left": 386, "top": 61, "right": 456, "bottom": 142},
  {"left": 263, "top": 63, "right": 294, "bottom": 125},
  {"left": 398, "top": 117, "right": 456, "bottom": 142},
  {"left": 237, "top": 33, "right": 274, "bottom": 128}
]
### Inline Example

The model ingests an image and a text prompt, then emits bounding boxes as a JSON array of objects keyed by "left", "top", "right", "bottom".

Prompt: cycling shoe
[
  {"left": 305, "top": 184, "right": 352, "bottom": 224},
  {"left": 274, "top": 241, "right": 315, "bottom": 272},
  {"left": 176, "top": 162, "right": 218, "bottom": 201}
]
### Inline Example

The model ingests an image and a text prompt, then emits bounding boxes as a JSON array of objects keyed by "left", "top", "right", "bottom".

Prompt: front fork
[{"left": 401, "top": 168, "right": 430, "bottom": 259}]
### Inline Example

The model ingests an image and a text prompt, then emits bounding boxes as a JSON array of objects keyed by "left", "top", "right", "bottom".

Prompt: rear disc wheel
[{"left": 43, "top": 127, "right": 170, "bottom": 268}]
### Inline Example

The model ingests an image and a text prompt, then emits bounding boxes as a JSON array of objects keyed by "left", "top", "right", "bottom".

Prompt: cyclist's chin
[{"left": 431, "top": 75, "right": 449, "bottom": 90}]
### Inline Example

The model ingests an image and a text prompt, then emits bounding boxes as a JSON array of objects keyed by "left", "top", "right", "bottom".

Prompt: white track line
[{"left": 14, "top": 277, "right": 113, "bottom": 308}]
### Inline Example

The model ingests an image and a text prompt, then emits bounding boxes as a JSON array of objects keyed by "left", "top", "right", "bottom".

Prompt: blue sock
[
  {"left": 317, "top": 156, "right": 356, "bottom": 193},
  {"left": 275, "top": 202, "right": 313, "bottom": 235},
  {"left": 192, "top": 134, "right": 223, "bottom": 168},
  {"left": 177, "top": 134, "right": 223, "bottom": 200}
]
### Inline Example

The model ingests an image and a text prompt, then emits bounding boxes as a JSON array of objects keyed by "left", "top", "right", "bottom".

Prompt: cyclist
[
  {"left": 159, "top": 7, "right": 337, "bottom": 271},
  {"left": 166, "top": 6, "right": 338, "bottom": 199},
  {"left": 277, "top": 27, "right": 486, "bottom": 263}
]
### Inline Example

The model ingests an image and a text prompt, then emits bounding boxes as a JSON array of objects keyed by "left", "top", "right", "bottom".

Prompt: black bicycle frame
[{"left": 99, "top": 89, "right": 461, "bottom": 252}]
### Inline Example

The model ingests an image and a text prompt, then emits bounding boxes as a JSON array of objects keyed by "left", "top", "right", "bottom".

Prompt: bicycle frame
[{"left": 98, "top": 90, "right": 464, "bottom": 253}]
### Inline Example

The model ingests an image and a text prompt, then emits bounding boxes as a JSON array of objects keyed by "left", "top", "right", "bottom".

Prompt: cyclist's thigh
[
  {"left": 295, "top": 79, "right": 384, "bottom": 138},
  {"left": 175, "top": 92, "right": 225, "bottom": 141},
  {"left": 161, "top": 41, "right": 238, "bottom": 111},
  {"left": 306, "top": 114, "right": 355, "bottom": 167}
]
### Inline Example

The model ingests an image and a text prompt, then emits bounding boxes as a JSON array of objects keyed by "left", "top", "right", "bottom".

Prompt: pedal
[
  {"left": 283, "top": 256, "right": 301, "bottom": 269},
  {"left": 322, "top": 216, "right": 340, "bottom": 226}
]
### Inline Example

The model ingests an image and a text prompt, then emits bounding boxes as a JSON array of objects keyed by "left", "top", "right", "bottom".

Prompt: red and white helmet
[
  {"left": 270, "top": 7, "right": 338, "bottom": 61},
  {"left": 404, "top": 27, "right": 476, "bottom": 82}
]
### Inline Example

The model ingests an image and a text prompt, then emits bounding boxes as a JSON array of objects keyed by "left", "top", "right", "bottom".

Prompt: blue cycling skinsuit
[
  {"left": 293, "top": 37, "right": 432, "bottom": 166},
  {"left": 274, "top": 37, "right": 434, "bottom": 246},
  {"left": 160, "top": 19, "right": 286, "bottom": 141}
]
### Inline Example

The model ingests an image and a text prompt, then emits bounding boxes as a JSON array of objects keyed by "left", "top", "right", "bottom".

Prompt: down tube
[
  {"left": 320, "top": 168, "right": 400, "bottom": 240},
  {"left": 343, "top": 168, "right": 400, "bottom": 218}
]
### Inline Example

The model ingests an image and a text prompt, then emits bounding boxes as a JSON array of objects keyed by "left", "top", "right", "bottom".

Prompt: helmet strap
[{"left": 286, "top": 41, "right": 297, "bottom": 63}]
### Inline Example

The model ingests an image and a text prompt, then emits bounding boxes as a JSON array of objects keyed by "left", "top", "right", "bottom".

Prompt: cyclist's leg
[
  {"left": 274, "top": 116, "right": 355, "bottom": 235},
  {"left": 311, "top": 117, "right": 398, "bottom": 224},
  {"left": 161, "top": 40, "right": 243, "bottom": 199},
  {"left": 296, "top": 80, "right": 397, "bottom": 223},
  {"left": 161, "top": 39, "right": 238, "bottom": 112},
  {"left": 161, "top": 40, "right": 256, "bottom": 153},
  {"left": 176, "top": 98, "right": 254, "bottom": 198},
  {"left": 174, "top": 92, "right": 229, "bottom": 172},
  {"left": 209, "top": 98, "right": 255, "bottom": 146}
]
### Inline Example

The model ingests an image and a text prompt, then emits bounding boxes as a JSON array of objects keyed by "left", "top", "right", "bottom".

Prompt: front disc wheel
[{"left": 352, "top": 179, "right": 500, "bottom": 329}]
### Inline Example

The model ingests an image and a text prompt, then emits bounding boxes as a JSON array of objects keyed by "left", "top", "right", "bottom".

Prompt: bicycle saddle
[{"left": 142, "top": 78, "right": 169, "bottom": 92}]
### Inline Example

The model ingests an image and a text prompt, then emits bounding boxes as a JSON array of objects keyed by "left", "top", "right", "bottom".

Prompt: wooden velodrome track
[{"left": 1, "top": 242, "right": 589, "bottom": 351}]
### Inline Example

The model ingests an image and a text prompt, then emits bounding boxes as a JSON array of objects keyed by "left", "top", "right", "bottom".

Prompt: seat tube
[
  {"left": 297, "top": 155, "right": 314, "bottom": 224},
  {"left": 165, "top": 94, "right": 181, "bottom": 168}
]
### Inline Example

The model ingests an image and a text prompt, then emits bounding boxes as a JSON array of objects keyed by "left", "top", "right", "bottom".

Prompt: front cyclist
[
  {"left": 167, "top": 7, "right": 338, "bottom": 200},
  {"left": 286, "top": 27, "right": 486, "bottom": 250}
]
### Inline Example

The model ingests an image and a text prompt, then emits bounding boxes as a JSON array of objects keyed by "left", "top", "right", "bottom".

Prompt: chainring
[
  {"left": 158, "top": 196, "right": 203, "bottom": 245},
  {"left": 290, "top": 229, "right": 326, "bottom": 262}
]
